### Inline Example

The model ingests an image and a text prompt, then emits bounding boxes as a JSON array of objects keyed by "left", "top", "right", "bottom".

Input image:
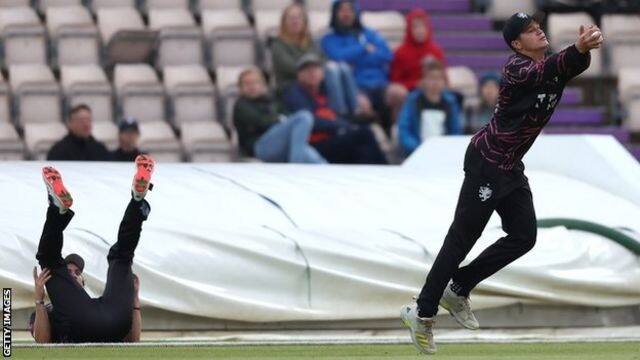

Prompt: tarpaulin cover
[{"left": 1, "top": 135, "right": 639, "bottom": 322}]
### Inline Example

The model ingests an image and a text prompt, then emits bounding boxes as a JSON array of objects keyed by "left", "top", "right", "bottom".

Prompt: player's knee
[{"left": 521, "top": 226, "right": 537, "bottom": 252}]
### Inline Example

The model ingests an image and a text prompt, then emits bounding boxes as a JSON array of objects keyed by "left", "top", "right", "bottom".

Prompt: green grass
[{"left": 11, "top": 342, "right": 640, "bottom": 360}]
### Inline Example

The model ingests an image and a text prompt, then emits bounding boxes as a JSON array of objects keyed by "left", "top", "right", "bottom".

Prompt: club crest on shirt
[{"left": 479, "top": 184, "right": 493, "bottom": 202}]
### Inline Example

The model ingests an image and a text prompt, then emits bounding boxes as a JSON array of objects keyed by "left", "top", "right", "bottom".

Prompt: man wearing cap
[
  {"left": 282, "top": 53, "right": 387, "bottom": 164},
  {"left": 401, "top": 12, "right": 603, "bottom": 354},
  {"left": 30, "top": 154, "right": 155, "bottom": 343},
  {"left": 112, "top": 117, "right": 143, "bottom": 162}
]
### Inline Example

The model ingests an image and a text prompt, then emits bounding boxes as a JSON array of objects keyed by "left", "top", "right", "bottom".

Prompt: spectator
[
  {"left": 390, "top": 9, "right": 446, "bottom": 91},
  {"left": 271, "top": 3, "right": 323, "bottom": 93},
  {"left": 468, "top": 72, "right": 500, "bottom": 133},
  {"left": 321, "top": 0, "right": 407, "bottom": 134},
  {"left": 272, "top": 3, "right": 367, "bottom": 117},
  {"left": 47, "top": 104, "right": 110, "bottom": 161},
  {"left": 282, "top": 54, "right": 387, "bottom": 164},
  {"left": 233, "top": 67, "right": 326, "bottom": 163},
  {"left": 398, "top": 60, "right": 462, "bottom": 155},
  {"left": 111, "top": 117, "right": 142, "bottom": 162}
]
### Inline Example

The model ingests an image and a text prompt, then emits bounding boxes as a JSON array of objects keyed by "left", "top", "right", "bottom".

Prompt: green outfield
[{"left": 12, "top": 342, "right": 640, "bottom": 360}]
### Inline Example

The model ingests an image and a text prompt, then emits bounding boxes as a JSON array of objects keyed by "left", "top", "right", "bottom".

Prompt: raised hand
[
  {"left": 33, "top": 267, "right": 51, "bottom": 302},
  {"left": 576, "top": 24, "right": 603, "bottom": 53}
]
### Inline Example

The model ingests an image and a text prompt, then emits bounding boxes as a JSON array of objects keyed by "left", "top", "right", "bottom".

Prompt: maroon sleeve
[{"left": 503, "top": 45, "right": 591, "bottom": 86}]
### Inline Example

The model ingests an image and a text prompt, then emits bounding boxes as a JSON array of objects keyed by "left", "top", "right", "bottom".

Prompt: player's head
[
  {"left": 67, "top": 104, "right": 93, "bottom": 139},
  {"left": 503, "top": 12, "right": 548, "bottom": 54},
  {"left": 65, "top": 253, "right": 85, "bottom": 288}
]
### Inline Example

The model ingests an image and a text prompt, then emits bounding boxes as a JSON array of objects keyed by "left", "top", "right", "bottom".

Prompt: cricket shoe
[
  {"left": 132, "top": 154, "right": 155, "bottom": 201},
  {"left": 42, "top": 166, "right": 73, "bottom": 213},
  {"left": 401, "top": 302, "right": 436, "bottom": 355},
  {"left": 439, "top": 282, "right": 479, "bottom": 330}
]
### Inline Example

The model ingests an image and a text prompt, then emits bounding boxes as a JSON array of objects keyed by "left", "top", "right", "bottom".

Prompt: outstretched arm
[
  {"left": 32, "top": 267, "right": 52, "bottom": 343},
  {"left": 504, "top": 25, "right": 602, "bottom": 85},
  {"left": 123, "top": 274, "right": 141, "bottom": 343}
]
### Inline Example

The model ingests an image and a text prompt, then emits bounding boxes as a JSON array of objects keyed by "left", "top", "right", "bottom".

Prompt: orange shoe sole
[
  {"left": 133, "top": 155, "right": 155, "bottom": 196},
  {"left": 42, "top": 166, "right": 73, "bottom": 209}
]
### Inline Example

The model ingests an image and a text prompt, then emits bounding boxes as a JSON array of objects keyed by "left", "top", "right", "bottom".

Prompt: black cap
[
  {"left": 64, "top": 253, "right": 84, "bottom": 272},
  {"left": 118, "top": 116, "right": 140, "bottom": 133},
  {"left": 503, "top": 12, "right": 543, "bottom": 51},
  {"left": 296, "top": 53, "right": 323, "bottom": 72}
]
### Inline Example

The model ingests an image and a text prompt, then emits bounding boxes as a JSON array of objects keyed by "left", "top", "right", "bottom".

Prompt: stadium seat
[
  {"left": 0, "top": 73, "right": 11, "bottom": 124},
  {"left": 215, "top": 65, "right": 243, "bottom": 127},
  {"left": 98, "top": 7, "right": 157, "bottom": 64},
  {"left": 114, "top": 64, "right": 166, "bottom": 124},
  {"left": 137, "top": 121, "right": 182, "bottom": 162},
  {"left": 23, "top": 122, "right": 67, "bottom": 160},
  {"left": 9, "top": 64, "right": 62, "bottom": 125},
  {"left": 446, "top": 66, "right": 478, "bottom": 108},
  {"left": 198, "top": 0, "right": 243, "bottom": 11},
  {"left": 181, "top": 121, "right": 233, "bottom": 162},
  {"left": 250, "top": 0, "right": 295, "bottom": 12},
  {"left": 0, "top": 7, "right": 47, "bottom": 66},
  {"left": 618, "top": 67, "right": 640, "bottom": 132},
  {"left": 92, "top": 120, "right": 118, "bottom": 150},
  {"left": 308, "top": 11, "right": 331, "bottom": 38},
  {"left": 0, "top": 0, "right": 30, "bottom": 8},
  {"left": 90, "top": 0, "right": 136, "bottom": 12},
  {"left": 163, "top": 65, "right": 216, "bottom": 124},
  {"left": 60, "top": 65, "right": 113, "bottom": 124},
  {"left": 145, "top": 0, "right": 190, "bottom": 11},
  {"left": 547, "top": 12, "right": 602, "bottom": 76},
  {"left": 601, "top": 15, "right": 640, "bottom": 72},
  {"left": 361, "top": 11, "right": 404, "bottom": 47},
  {"left": 487, "top": 0, "right": 536, "bottom": 21},
  {"left": 37, "top": 0, "right": 82, "bottom": 14},
  {"left": 253, "top": 10, "right": 281, "bottom": 40},
  {"left": 149, "top": 8, "right": 204, "bottom": 68},
  {"left": 305, "top": 0, "right": 333, "bottom": 12},
  {"left": 0, "top": 122, "right": 24, "bottom": 160},
  {"left": 202, "top": 9, "right": 256, "bottom": 68},
  {"left": 46, "top": 6, "right": 100, "bottom": 66}
]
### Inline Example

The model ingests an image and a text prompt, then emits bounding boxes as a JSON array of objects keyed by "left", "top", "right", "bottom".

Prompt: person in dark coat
[
  {"left": 47, "top": 104, "right": 110, "bottom": 161},
  {"left": 111, "top": 117, "right": 142, "bottom": 162}
]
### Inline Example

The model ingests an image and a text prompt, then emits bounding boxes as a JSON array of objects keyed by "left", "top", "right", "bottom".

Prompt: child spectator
[
  {"left": 468, "top": 72, "right": 500, "bottom": 133},
  {"left": 233, "top": 67, "right": 326, "bottom": 163},
  {"left": 391, "top": 9, "right": 446, "bottom": 91},
  {"left": 398, "top": 60, "right": 462, "bottom": 155}
]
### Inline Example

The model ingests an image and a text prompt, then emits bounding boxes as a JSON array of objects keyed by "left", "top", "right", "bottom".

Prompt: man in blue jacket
[
  {"left": 398, "top": 60, "right": 462, "bottom": 156},
  {"left": 321, "top": 0, "right": 407, "bottom": 135},
  {"left": 282, "top": 54, "right": 387, "bottom": 164}
]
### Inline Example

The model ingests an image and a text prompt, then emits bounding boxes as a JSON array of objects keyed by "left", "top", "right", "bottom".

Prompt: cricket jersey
[{"left": 471, "top": 45, "right": 591, "bottom": 171}]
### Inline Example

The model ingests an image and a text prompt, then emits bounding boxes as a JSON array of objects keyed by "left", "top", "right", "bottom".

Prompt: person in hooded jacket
[
  {"left": 321, "top": 0, "right": 407, "bottom": 135},
  {"left": 390, "top": 9, "right": 446, "bottom": 91}
]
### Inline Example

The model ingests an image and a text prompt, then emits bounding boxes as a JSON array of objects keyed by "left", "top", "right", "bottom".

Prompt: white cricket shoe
[
  {"left": 439, "top": 282, "right": 479, "bottom": 330},
  {"left": 401, "top": 302, "right": 436, "bottom": 355}
]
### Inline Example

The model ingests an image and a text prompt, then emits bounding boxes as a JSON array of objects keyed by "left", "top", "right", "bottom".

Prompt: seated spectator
[
  {"left": 111, "top": 117, "right": 142, "bottom": 162},
  {"left": 272, "top": 3, "right": 367, "bottom": 117},
  {"left": 391, "top": 9, "right": 445, "bottom": 91},
  {"left": 321, "top": 0, "right": 407, "bottom": 134},
  {"left": 398, "top": 60, "right": 462, "bottom": 156},
  {"left": 282, "top": 54, "right": 387, "bottom": 164},
  {"left": 47, "top": 104, "right": 110, "bottom": 161},
  {"left": 468, "top": 72, "right": 500, "bottom": 133},
  {"left": 233, "top": 67, "right": 326, "bottom": 163}
]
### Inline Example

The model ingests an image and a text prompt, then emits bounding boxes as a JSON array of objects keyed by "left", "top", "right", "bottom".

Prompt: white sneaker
[
  {"left": 42, "top": 166, "right": 73, "bottom": 214},
  {"left": 401, "top": 302, "right": 436, "bottom": 355},
  {"left": 439, "top": 282, "right": 479, "bottom": 330}
]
